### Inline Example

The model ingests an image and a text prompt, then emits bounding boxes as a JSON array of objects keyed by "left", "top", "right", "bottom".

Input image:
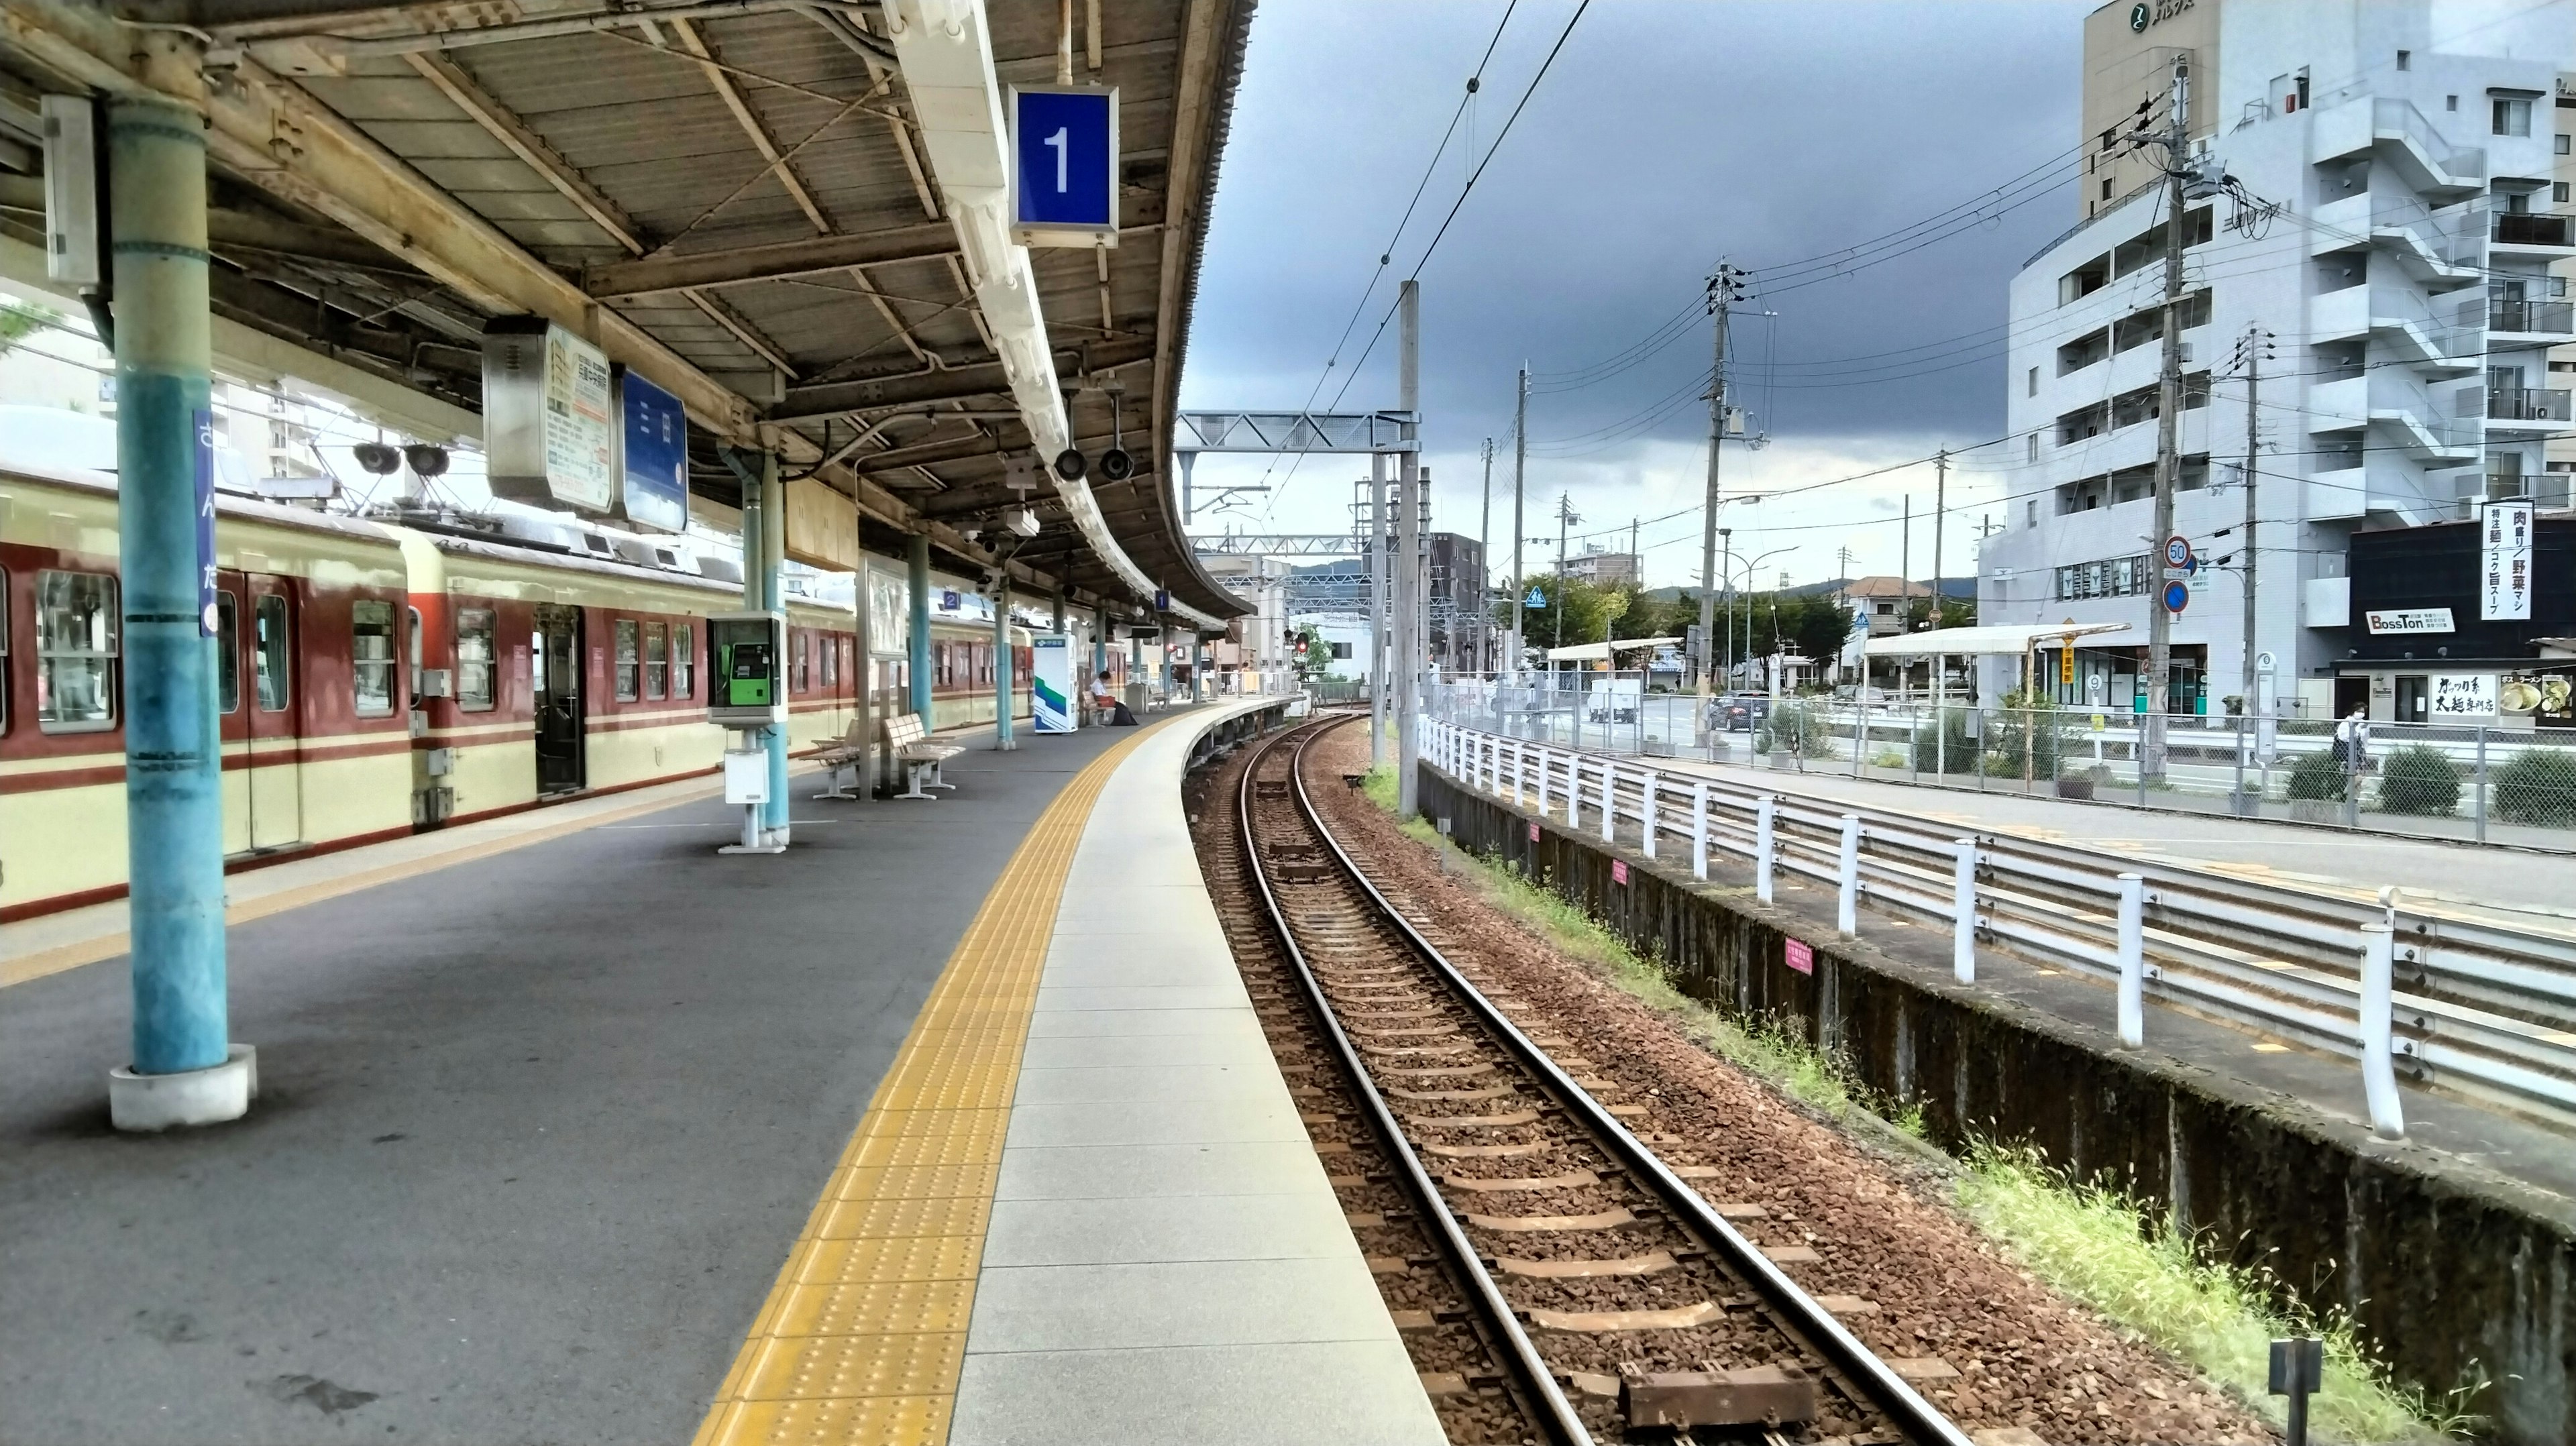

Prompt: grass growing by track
[{"left": 1350, "top": 761, "right": 2465, "bottom": 1443}]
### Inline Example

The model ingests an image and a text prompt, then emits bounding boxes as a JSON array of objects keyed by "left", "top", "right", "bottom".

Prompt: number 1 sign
[{"left": 1010, "top": 87, "right": 1118, "bottom": 247}]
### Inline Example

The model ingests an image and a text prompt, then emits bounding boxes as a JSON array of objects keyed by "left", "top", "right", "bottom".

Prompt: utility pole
[
  {"left": 1397, "top": 278, "right": 1422, "bottom": 815},
  {"left": 1900, "top": 495, "right": 1911, "bottom": 628},
  {"left": 1694, "top": 262, "right": 1745, "bottom": 740},
  {"left": 1554, "top": 493, "right": 1578, "bottom": 651},
  {"left": 1510, "top": 366, "right": 1528, "bottom": 674},
  {"left": 1478, "top": 436, "right": 1494, "bottom": 672},
  {"left": 1930, "top": 449, "right": 1947, "bottom": 632},
  {"left": 2237, "top": 325, "right": 2272, "bottom": 719},
  {"left": 1369, "top": 455, "right": 1386, "bottom": 768},
  {"left": 2143, "top": 52, "right": 2192, "bottom": 779}
]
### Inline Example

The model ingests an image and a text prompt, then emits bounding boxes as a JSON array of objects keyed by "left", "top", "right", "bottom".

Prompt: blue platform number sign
[
  {"left": 1011, "top": 87, "right": 1118, "bottom": 247},
  {"left": 619, "top": 369, "right": 690, "bottom": 535},
  {"left": 194, "top": 408, "right": 217, "bottom": 636}
]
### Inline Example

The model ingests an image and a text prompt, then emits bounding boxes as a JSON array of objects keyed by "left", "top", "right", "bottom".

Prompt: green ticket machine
[{"left": 708, "top": 610, "right": 788, "bottom": 727}]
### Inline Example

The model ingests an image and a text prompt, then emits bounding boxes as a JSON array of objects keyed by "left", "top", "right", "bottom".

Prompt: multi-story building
[
  {"left": 1197, "top": 553, "right": 1290, "bottom": 677},
  {"left": 1977, "top": 0, "right": 2574, "bottom": 721},
  {"left": 1560, "top": 547, "right": 1638, "bottom": 588},
  {"left": 1425, "top": 531, "right": 1486, "bottom": 669}
]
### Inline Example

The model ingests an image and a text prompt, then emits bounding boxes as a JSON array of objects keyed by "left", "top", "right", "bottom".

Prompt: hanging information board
[
  {"left": 482, "top": 317, "right": 614, "bottom": 514},
  {"left": 1010, "top": 87, "right": 1118, "bottom": 247},
  {"left": 614, "top": 367, "right": 689, "bottom": 533},
  {"left": 1030, "top": 633, "right": 1077, "bottom": 732}
]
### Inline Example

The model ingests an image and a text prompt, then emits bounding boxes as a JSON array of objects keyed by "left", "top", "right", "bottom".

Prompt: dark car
[{"left": 1713, "top": 695, "right": 1770, "bottom": 733}]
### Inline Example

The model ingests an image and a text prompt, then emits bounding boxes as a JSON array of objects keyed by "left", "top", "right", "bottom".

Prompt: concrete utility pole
[
  {"left": 2145, "top": 52, "right": 2192, "bottom": 779},
  {"left": 1397, "top": 280, "right": 1423, "bottom": 816},
  {"left": 2237, "top": 325, "right": 2271, "bottom": 717},
  {"left": 1478, "top": 436, "right": 1494, "bottom": 671},
  {"left": 1553, "top": 493, "right": 1578, "bottom": 651},
  {"left": 1900, "top": 495, "right": 1911, "bottom": 624},
  {"left": 1693, "top": 263, "right": 1741, "bottom": 738},
  {"left": 1930, "top": 449, "right": 1947, "bottom": 636},
  {"left": 1509, "top": 366, "right": 1528, "bottom": 673}
]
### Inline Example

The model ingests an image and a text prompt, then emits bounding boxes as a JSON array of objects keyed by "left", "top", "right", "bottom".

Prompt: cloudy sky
[{"left": 1179, "top": 0, "right": 2099, "bottom": 592}]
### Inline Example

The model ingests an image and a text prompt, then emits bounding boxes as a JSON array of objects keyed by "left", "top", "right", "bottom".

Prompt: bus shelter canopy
[
  {"left": 1538, "top": 636, "right": 1683, "bottom": 663},
  {"left": 1861, "top": 622, "right": 2131, "bottom": 658}
]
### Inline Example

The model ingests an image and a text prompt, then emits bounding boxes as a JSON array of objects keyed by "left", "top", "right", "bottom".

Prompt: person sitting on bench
[{"left": 1093, "top": 670, "right": 1137, "bottom": 726}]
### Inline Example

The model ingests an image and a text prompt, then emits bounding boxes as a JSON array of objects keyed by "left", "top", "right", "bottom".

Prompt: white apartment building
[
  {"left": 1198, "top": 553, "right": 1291, "bottom": 675},
  {"left": 1976, "top": 0, "right": 2573, "bottom": 719}
]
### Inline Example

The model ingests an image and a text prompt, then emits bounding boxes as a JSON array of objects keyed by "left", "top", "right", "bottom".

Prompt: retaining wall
[{"left": 1419, "top": 763, "right": 2576, "bottom": 1445}]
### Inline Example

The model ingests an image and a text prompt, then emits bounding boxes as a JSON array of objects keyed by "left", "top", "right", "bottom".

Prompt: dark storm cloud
[{"left": 1182, "top": 0, "right": 2095, "bottom": 463}]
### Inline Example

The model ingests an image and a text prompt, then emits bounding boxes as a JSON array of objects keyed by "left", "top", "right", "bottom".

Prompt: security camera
[{"left": 1003, "top": 506, "right": 1041, "bottom": 538}]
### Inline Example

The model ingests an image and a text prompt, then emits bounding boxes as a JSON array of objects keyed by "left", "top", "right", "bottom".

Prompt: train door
[
  {"left": 214, "top": 581, "right": 253, "bottom": 855},
  {"left": 533, "top": 603, "right": 584, "bottom": 794},
  {"left": 244, "top": 575, "right": 303, "bottom": 850}
]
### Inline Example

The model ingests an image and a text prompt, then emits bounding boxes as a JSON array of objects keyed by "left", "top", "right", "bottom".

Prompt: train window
[
  {"left": 254, "top": 594, "right": 290, "bottom": 712},
  {"left": 216, "top": 592, "right": 240, "bottom": 714},
  {"left": 0, "top": 568, "right": 8, "bottom": 732},
  {"left": 36, "top": 571, "right": 118, "bottom": 732},
  {"left": 645, "top": 621, "right": 668, "bottom": 701},
  {"left": 456, "top": 608, "right": 496, "bottom": 711},
  {"left": 795, "top": 631, "right": 811, "bottom": 693},
  {"left": 820, "top": 632, "right": 839, "bottom": 689},
  {"left": 614, "top": 619, "right": 640, "bottom": 702},
  {"left": 407, "top": 606, "right": 423, "bottom": 698},
  {"left": 673, "top": 622, "right": 694, "bottom": 698},
  {"left": 352, "top": 600, "right": 396, "bottom": 717}
]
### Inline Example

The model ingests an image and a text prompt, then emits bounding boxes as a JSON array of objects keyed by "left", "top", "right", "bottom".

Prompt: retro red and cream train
[{"left": 1, "top": 459, "right": 1084, "bottom": 922}]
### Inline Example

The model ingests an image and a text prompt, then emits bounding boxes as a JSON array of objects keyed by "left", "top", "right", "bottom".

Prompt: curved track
[{"left": 1232, "top": 714, "right": 1977, "bottom": 1445}]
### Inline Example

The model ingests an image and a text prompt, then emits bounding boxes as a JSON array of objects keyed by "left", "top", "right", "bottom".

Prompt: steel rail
[
  {"left": 1234, "top": 718, "right": 1589, "bottom": 1446},
  {"left": 1428, "top": 720, "right": 2576, "bottom": 1128},
  {"left": 1290, "top": 718, "right": 1978, "bottom": 1446}
]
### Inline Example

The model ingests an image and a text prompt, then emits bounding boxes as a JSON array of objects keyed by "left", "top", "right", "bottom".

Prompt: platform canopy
[
  {"left": 0, "top": 0, "right": 1255, "bottom": 626},
  {"left": 1538, "top": 636, "right": 1682, "bottom": 663},
  {"left": 1861, "top": 622, "right": 2131, "bottom": 658}
]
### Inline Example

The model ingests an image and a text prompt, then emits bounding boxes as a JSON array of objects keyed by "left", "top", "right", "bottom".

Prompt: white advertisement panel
[
  {"left": 2363, "top": 608, "right": 2455, "bottom": 635},
  {"left": 2483, "top": 500, "right": 2534, "bottom": 621},
  {"left": 2428, "top": 673, "right": 2498, "bottom": 718},
  {"left": 482, "top": 318, "right": 615, "bottom": 513},
  {"left": 1030, "top": 633, "right": 1076, "bottom": 732}
]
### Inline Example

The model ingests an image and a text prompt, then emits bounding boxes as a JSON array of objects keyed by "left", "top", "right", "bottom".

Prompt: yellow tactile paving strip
[{"left": 692, "top": 714, "right": 1187, "bottom": 1446}]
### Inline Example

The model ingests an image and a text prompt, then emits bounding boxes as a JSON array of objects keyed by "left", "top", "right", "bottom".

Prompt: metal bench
[
  {"left": 810, "top": 716, "right": 871, "bottom": 799},
  {"left": 884, "top": 713, "right": 963, "bottom": 801}
]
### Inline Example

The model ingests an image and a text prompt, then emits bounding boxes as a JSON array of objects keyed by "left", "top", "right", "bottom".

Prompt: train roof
[{"left": 3, "top": 457, "right": 409, "bottom": 553}]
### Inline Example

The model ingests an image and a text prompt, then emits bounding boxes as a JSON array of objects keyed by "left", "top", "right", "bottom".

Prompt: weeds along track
[{"left": 1216, "top": 714, "right": 1977, "bottom": 1446}]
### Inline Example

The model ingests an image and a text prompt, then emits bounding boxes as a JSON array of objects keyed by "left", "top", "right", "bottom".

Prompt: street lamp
[{"left": 1716, "top": 545, "right": 1796, "bottom": 692}]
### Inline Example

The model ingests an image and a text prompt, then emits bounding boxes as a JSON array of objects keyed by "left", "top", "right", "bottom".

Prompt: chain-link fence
[{"left": 1427, "top": 671, "right": 2576, "bottom": 853}]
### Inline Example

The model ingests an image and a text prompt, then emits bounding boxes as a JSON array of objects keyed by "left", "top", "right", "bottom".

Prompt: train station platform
[{"left": 1, "top": 696, "right": 1421, "bottom": 1446}]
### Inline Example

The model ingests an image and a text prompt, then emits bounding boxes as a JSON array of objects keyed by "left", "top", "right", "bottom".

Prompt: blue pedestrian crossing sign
[
  {"left": 1011, "top": 87, "right": 1118, "bottom": 247},
  {"left": 1523, "top": 587, "right": 1546, "bottom": 608}
]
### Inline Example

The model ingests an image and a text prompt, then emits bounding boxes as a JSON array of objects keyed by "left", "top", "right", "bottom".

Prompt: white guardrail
[{"left": 1426, "top": 718, "right": 2576, "bottom": 1139}]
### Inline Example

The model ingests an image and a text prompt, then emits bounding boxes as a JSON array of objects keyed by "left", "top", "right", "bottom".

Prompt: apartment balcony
[
  {"left": 2488, "top": 298, "right": 2576, "bottom": 341},
  {"left": 2308, "top": 284, "right": 2369, "bottom": 343},
  {"left": 2307, "top": 467, "right": 2367, "bottom": 521},
  {"left": 2484, "top": 386, "right": 2574, "bottom": 433},
  {"left": 2302, "top": 575, "right": 2351, "bottom": 628},
  {"left": 2491, "top": 211, "right": 2576, "bottom": 258}
]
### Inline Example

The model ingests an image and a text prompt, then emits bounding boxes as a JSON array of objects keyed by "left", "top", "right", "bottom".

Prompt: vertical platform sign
[
  {"left": 1010, "top": 87, "right": 1118, "bottom": 247},
  {"left": 194, "top": 409, "right": 217, "bottom": 636},
  {"left": 615, "top": 367, "right": 690, "bottom": 534},
  {"left": 1030, "top": 633, "right": 1076, "bottom": 732},
  {"left": 2483, "top": 499, "right": 2533, "bottom": 621}
]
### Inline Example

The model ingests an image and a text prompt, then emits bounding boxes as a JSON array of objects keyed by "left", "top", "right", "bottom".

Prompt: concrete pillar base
[
  {"left": 717, "top": 843, "right": 788, "bottom": 855},
  {"left": 109, "top": 1044, "right": 256, "bottom": 1131}
]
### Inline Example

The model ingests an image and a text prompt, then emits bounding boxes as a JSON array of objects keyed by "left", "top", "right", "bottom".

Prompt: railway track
[{"left": 1224, "top": 714, "right": 1977, "bottom": 1445}]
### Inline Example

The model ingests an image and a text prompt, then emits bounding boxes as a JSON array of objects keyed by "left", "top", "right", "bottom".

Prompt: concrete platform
[{"left": 1, "top": 701, "right": 1385, "bottom": 1446}]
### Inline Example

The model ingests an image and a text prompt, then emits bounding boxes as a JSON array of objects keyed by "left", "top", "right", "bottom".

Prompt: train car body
[{"left": 0, "top": 461, "right": 1061, "bottom": 922}]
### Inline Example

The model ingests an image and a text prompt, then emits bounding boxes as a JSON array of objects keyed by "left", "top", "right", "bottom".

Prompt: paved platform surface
[
  {"left": 0, "top": 707, "right": 1264, "bottom": 1446},
  {"left": 1657, "top": 753, "right": 2576, "bottom": 936}
]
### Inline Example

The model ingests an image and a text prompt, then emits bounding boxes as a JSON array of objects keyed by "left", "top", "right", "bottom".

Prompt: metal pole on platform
[
  {"left": 1369, "top": 451, "right": 1387, "bottom": 769},
  {"left": 106, "top": 39, "right": 250, "bottom": 1131},
  {"left": 1157, "top": 616, "right": 1173, "bottom": 704},
  {"left": 853, "top": 520, "right": 873, "bottom": 799},
  {"left": 1397, "top": 279, "right": 1423, "bottom": 817},
  {"left": 1093, "top": 604, "right": 1110, "bottom": 718},
  {"left": 993, "top": 577, "right": 1015, "bottom": 749},
  {"left": 759, "top": 451, "right": 790, "bottom": 842},
  {"left": 906, "top": 534, "right": 932, "bottom": 726}
]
